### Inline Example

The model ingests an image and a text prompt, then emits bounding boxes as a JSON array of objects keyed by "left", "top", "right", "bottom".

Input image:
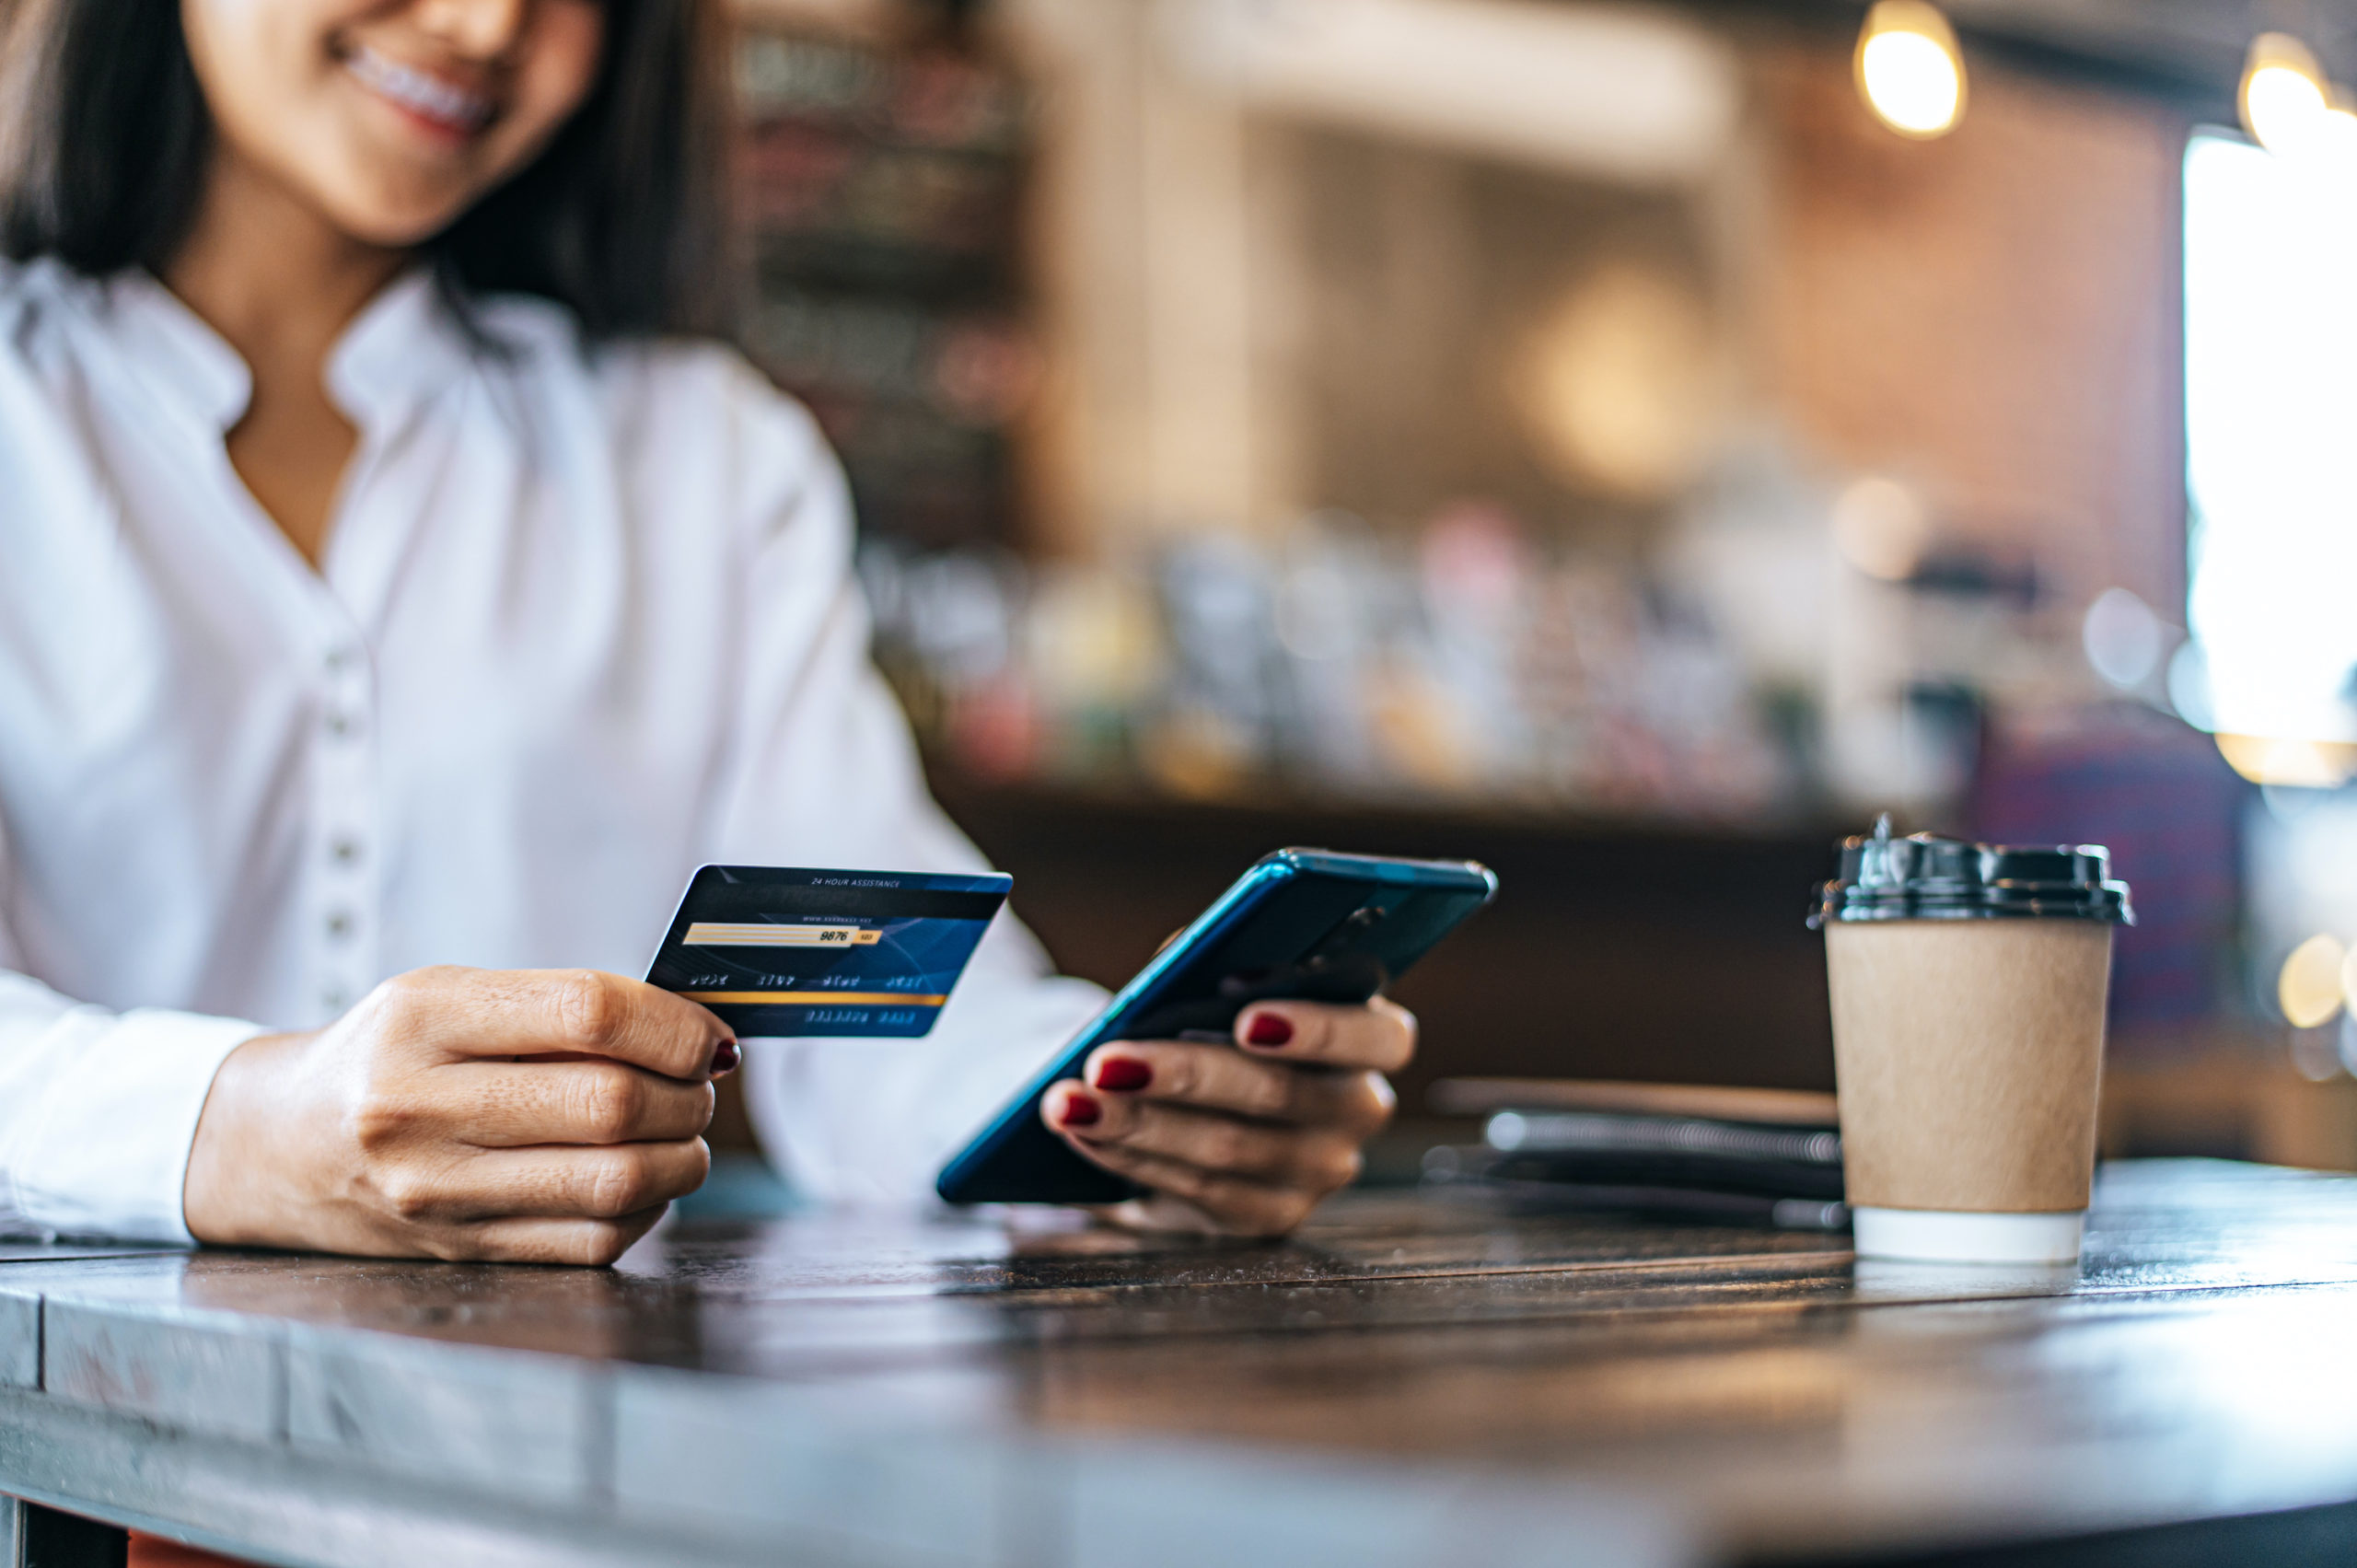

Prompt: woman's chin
[
  {"left": 289, "top": 140, "right": 500, "bottom": 250},
  {"left": 316, "top": 187, "right": 476, "bottom": 252}
]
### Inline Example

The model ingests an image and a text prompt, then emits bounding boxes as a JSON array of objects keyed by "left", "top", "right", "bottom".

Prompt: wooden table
[{"left": 6, "top": 1160, "right": 2357, "bottom": 1567}]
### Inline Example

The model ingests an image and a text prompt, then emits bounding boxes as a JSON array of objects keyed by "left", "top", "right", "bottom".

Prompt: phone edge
[
  {"left": 933, "top": 853, "right": 1303, "bottom": 1203},
  {"left": 932, "top": 849, "right": 1495, "bottom": 1204}
]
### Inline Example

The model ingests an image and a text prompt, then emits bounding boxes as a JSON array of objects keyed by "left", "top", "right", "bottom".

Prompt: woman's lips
[{"left": 343, "top": 43, "right": 496, "bottom": 140}]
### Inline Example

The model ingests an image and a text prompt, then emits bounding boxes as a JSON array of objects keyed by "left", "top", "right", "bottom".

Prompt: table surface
[{"left": 6, "top": 1159, "right": 2357, "bottom": 1568}]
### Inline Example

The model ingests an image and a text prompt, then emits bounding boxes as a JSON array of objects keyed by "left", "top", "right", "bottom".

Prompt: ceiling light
[
  {"left": 1855, "top": 1, "right": 1967, "bottom": 140},
  {"left": 2242, "top": 32, "right": 2331, "bottom": 154}
]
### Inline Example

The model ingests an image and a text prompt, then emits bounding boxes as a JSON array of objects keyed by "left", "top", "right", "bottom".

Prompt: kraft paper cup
[{"left": 1812, "top": 821, "right": 2131, "bottom": 1266}]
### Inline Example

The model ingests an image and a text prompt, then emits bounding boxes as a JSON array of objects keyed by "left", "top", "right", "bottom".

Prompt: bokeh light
[
  {"left": 1855, "top": 1, "right": 1966, "bottom": 139},
  {"left": 2082, "top": 587, "right": 2165, "bottom": 690},
  {"left": 1831, "top": 475, "right": 1930, "bottom": 581},
  {"left": 2215, "top": 735, "right": 2357, "bottom": 788},
  {"left": 2166, "top": 639, "right": 2217, "bottom": 730},
  {"left": 1508, "top": 264, "right": 1716, "bottom": 502},
  {"left": 2241, "top": 34, "right": 2330, "bottom": 155},
  {"left": 2279, "top": 933, "right": 2348, "bottom": 1029}
]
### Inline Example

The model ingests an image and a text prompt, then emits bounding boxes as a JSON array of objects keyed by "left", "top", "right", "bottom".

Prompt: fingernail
[
  {"left": 1244, "top": 1013, "right": 1294, "bottom": 1048},
  {"left": 1094, "top": 1057, "right": 1152, "bottom": 1092},
  {"left": 711, "top": 1039, "right": 740, "bottom": 1077},
  {"left": 1060, "top": 1091, "right": 1102, "bottom": 1127}
]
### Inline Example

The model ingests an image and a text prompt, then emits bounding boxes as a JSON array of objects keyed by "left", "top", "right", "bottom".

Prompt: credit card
[{"left": 645, "top": 865, "right": 1011, "bottom": 1037}]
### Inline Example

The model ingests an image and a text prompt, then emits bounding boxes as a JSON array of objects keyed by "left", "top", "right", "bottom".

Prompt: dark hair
[{"left": 0, "top": 0, "right": 735, "bottom": 339}]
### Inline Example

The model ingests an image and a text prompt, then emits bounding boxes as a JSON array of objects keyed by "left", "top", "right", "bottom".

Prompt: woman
[{"left": 0, "top": 0, "right": 1411, "bottom": 1263}]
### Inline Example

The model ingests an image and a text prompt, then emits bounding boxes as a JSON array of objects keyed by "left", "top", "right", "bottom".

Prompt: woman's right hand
[{"left": 182, "top": 967, "right": 733, "bottom": 1265}]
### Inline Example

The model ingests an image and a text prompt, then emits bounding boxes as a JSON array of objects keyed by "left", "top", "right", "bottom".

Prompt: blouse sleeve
[
  {"left": 693, "top": 364, "right": 1105, "bottom": 1204},
  {"left": 0, "top": 819, "right": 263, "bottom": 1242}
]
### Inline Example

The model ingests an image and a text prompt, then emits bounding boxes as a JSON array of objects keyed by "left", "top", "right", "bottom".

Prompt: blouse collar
[
  {"left": 89, "top": 265, "right": 474, "bottom": 437},
  {"left": 94, "top": 267, "right": 252, "bottom": 435},
  {"left": 327, "top": 268, "right": 474, "bottom": 431}
]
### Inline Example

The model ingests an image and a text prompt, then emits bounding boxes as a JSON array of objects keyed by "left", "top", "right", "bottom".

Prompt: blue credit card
[{"left": 644, "top": 865, "right": 1011, "bottom": 1037}]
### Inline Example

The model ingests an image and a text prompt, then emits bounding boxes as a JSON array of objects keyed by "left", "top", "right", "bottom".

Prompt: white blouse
[{"left": 0, "top": 258, "right": 1104, "bottom": 1242}]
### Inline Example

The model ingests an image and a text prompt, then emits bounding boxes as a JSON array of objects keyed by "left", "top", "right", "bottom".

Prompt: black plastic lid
[{"left": 1809, "top": 816, "right": 2133, "bottom": 928}]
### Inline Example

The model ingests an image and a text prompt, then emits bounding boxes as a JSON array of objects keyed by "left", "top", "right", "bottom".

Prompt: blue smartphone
[{"left": 935, "top": 848, "right": 1498, "bottom": 1205}]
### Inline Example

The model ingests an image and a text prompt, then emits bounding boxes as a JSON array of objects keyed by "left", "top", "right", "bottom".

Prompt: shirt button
[
  {"left": 324, "top": 709, "right": 353, "bottom": 738},
  {"left": 324, "top": 910, "right": 355, "bottom": 940},
  {"left": 324, "top": 647, "right": 355, "bottom": 673},
  {"left": 330, "top": 836, "right": 363, "bottom": 866},
  {"left": 320, "top": 985, "right": 350, "bottom": 1013}
]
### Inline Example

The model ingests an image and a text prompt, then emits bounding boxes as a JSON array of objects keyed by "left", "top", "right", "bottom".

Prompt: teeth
[{"left": 346, "top": 45, "right": 493, "bottom": 132}]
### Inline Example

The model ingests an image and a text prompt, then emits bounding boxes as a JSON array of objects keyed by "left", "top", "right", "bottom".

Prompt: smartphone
[{"left": 935, "top": 848, "right": 1498, "bottom": 1205}]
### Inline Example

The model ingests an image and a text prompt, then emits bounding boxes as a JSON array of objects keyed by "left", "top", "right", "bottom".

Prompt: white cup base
[{"left": 1851, "top": 1206, "right": 2085, "bottom": 1264}]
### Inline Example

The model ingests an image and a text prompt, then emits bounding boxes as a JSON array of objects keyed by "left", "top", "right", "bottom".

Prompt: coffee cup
[{"left": 1810, "top": 818, "right": 2132, "bottom": 1264}]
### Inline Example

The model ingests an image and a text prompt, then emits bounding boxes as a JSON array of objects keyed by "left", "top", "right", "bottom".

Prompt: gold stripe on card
[{"left": 683, "top": 923, "right": 882, "bottom": 947}]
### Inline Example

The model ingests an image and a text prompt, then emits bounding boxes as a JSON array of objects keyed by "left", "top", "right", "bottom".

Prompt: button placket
[{"left": 311, "top": 632, "right": 381, "bottom": 1024}]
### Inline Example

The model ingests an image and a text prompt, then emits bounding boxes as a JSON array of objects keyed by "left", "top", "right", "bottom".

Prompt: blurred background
[{"left": 726, "top": 0, "right": 2357, "bottom": 1171}]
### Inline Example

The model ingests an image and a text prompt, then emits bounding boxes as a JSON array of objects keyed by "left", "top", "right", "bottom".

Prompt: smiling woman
[
  {"left": 0, "top": 0, "right": 726, "bottom": 335},
  {"left": 0, "top": 0, "right": 1414, "bottom": 1287},
  {"left": 182, "top": 0, "right": 607, "bottom": 240},
  {"left": 0, "top": 0, "right": 726, "bottom": 564},
  {"left": 0, "top": 2, "right": 1435, "bottom": 1554}
]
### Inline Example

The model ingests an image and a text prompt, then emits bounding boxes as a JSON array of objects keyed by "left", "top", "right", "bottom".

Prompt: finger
[
  {"left": 375, "top": 1138, "right": 711, "bottom": 1224},
  {"left": 1059, "top": 1134, "right": 1318, "bottom": 1237},
  {"left": 370, "top": 967, "right": 733, "bottom": 1079},
  {"left": 1234, "top": 996, "right": 1417, "bottom": 1072},
  {"left": 437, "top": 1207, "right": 671, "bottom": 1266},
  {"left": 1083, "top": 1041, "right": 1393, "bottom": 1132},
  {"left": 1044, "top": 1083, "right": 1363, "bottom": 1191},
  {"left": 446, "top": 1060, "right": 716, "bottom": 1148},
  {"left": 1048, "top": 1084, "right": 1364, "bottom": 1187}
]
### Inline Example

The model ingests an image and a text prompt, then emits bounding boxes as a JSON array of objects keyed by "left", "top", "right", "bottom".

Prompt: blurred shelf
[{"left": 734, "top": 21, "right": 1030, "bottom": 548}]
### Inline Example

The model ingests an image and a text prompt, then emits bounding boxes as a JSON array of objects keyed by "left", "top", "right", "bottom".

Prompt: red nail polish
[
  {"left": 1061, "top": 1092, "right": 1102, "bottom": 1127},
  {"left": 1094, "top": 1057, "right": 1152, "bottom": 1092},
  {"left": 711, "top": 1040, "right": 740, "bottom": 1076},
  {"left": 1244, "top": 1013, "right": 1294, "bottom": 1048}
]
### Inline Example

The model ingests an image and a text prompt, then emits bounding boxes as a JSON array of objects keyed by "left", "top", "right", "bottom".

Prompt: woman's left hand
[{"left": 1038, "top": 998, "right": 1414, "bottom": 1237}]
